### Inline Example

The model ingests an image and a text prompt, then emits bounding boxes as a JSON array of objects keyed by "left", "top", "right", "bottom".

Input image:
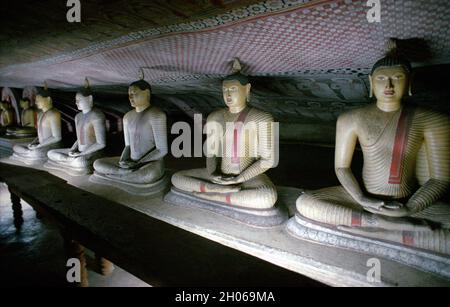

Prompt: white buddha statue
[
  {"left": 290, "top": 40, "right": 450, "bottom": 255},
  {"left": 165, "top": 60, "right": 287, "bottom": 227},
  {"left": 90, "top": 78, "right": 168, "bottom": 195},
  {"left": 12, "top": 86, "right": 62, "bottom": 165},
  {"left": 46, "top": 81, "right": 106, "bottom": 175}
]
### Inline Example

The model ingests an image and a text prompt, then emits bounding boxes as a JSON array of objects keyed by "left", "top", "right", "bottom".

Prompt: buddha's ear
[
  {"left": 144, "top": 88, "right": 151, "bottom": 99},
  {"left": 368, "top": 75, "right": 374, "bottom": 98},
  {"left": 245, "top": 83, "right": 251, "bottom": 102},
  {"left": 408, "top": 73, "right": 413, "bottom": 96}
]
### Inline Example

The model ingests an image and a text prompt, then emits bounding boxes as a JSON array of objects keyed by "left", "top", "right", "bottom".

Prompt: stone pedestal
[
  {"left": 6, "top": 127, "right": 37, "bottom": 138},
  {"left": 44, "top": 160, "right": 93, "bottom": 177},
  {"left": 0, "top": 136, "right": 35, "bottom": 157},
  {"left": 164, "top": 187, "right": 289, "bottom": 227},
  {"left": 286, "top": 213, "right": 450, "bottom": 279},
  {"left": 89, "top": 172, "right": 169, "bottom": 196},
  {"left": 10, "top": 153, "right": 47, "bottom": 165}
]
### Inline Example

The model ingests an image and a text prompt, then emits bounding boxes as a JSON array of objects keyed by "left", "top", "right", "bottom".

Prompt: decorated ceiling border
[{"left": 2, "top": 0, "right": 315, "bottom": 71}]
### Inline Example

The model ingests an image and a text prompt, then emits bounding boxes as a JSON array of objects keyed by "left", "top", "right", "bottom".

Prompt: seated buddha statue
[
  {"left": 46, "top": 81, "right": 106, "bottom": 176},
  {"left": 91, "top": 78, "right": 168, "bottom": 195},
  {"left": 167, "top": 60, "right": 286, "bottom": 227},
  {"left": 0, "top": 101, "right": 14, "bottom": 134},
  {"left": 6, "top": 98, "right": 37, "bottom": 137},
  {"left": 12, "top": 86, "right": 62, "bottom": 165},
  {"left": 293, "top": 40, "right": 450, "bottom": 255}
]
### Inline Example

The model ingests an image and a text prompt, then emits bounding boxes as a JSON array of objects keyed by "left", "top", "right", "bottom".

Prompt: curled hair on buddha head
[
  {"left": 129, "top": 79, "right": 152, "bottom": 91},
  {"left": 371, "top": 38, "right": 412, "bottom": 75},
  {"left": 37, "top": 81, "right": 51, "bottom": 98},
  {"left": 78, "top": 77, "right": 93, "bottom": 97},
  {"left": 223, "top": 58, "right": 250, "bottom": 85},
  {"left": 130, "top": 68, "right": 152, "bottom": 92}
]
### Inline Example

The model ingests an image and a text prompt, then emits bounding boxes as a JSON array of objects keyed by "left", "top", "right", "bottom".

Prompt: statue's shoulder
[
  {"left": 90, "top": 107, "right": 106, "bottom": 120},
  {"left": 414, "top": 106, "right": 447, "bottom": 117},
  {"left": 123, "top": 109, "right": 136, "bottom": 121},
  {"left": 207, "top": 109, "right": 225, "bottom": 122},
  {"left": 413, "top": 107, "right": 450, "bottom": 126},
  {"left": 247, "top": 107, "right": 274, "bottom": 122},
  {"left": 47, "top": 107, "right": 61, "bottom": 117},
  {"left": 337, "top": 104, "right": 372, "bottom": 124},
  {"left": 147, "top": 106, "right": 165, "bottom": 116}
]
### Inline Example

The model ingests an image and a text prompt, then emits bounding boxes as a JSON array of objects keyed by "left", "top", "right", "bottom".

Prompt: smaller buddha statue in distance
[
  {"left": 0, "top": 101, "right": 14, "bottom": 134},
  {"left": 12, "top": 84, "right": 62, "bottom": 164},
  {"left": 46, "top": 78, "right": 106, "bottom": 175},
  {"left": 6, "top": 98, "right": 38, "bottom": 137}
]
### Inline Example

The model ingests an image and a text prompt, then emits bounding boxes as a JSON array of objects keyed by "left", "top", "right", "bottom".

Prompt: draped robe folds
[
  {"left": 47, "top": 108, "right": 106, "bottom": 168},
  {"left": 171, "top": 107, "right": 278, "bottom": 209},
  {"left": 93, "top": 106, "right": 167, "bottom": 184},
  {"left": 296, "top": 105, "right": 450, "bottom": 254},
  {"left": 12, "top": 108, "right": 62, "bottom": 159}
]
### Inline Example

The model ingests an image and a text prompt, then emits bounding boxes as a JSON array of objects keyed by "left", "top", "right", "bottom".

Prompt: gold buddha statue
[
  {"left": 46, "top": 80, "right": 106, "bottom": 176},
  {"left": 167, "top": 60, "right": 286, "bottom": 227},
  {"left": 11, "top": 85, "right": 62, "bottom": 165},
  {"left": 0, "top": 101, "right": 15, "bottom": 134},
  {"left": 6, "top": 98, "right": 37, "bottom": 137},
  {"left": 292, "top": 40, "right": 450, "bottom": 254},
  {"left": 90, "top": 77, "right": 168, "bottom": 195}
]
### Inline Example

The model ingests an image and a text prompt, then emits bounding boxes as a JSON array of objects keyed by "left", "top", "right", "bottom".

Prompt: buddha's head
[
  {"left": 75, "top": 85, "right": 93, "bottom": 113},
  {"left": 19, "top": 98, "right": 31, "bottom": 110},
  {"left": 222, "top": 72, "right": 251, "bottom": 110},
  {"left": 35, "top": 84, "right": 52, "bottom": 111},
  {"left": 128, "top": 79, "right": 151, "bottom": 110},
  {"left": 369, "top": 40, "right": 412, "bottom": 104}
]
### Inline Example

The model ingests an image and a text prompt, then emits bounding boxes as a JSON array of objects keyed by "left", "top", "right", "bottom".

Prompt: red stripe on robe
[
  {"left": 402, "top": 231, "right": 415, "bottom": 246},
  {"left": 389, "top": 108, "right": 414, "bottom": 184},
  {"left": 351, "top": 212, "right": 362, "bottom": 227},
  {"left": 225, "top": 194, "right": 231, "bottom": 205},
  {"left": 34, "top": 111, "right": 38, "bottom": 129}
]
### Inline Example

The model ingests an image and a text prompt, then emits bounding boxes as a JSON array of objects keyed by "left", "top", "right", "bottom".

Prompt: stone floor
[{"left": 0, "top": 183, "right": 149, "bottom": 287}]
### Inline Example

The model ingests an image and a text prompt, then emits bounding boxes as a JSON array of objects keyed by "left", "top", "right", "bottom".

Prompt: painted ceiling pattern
[
  {"left": 1, "top": 0, "right": 448, "bottom": 88},
  {"left": 0, "top": 0, "right": 449, "bottom": 134}
]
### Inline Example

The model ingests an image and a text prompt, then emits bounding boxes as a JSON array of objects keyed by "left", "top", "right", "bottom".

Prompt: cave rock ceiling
[{"left": 0, "top": 0, "right": 449, "bottom": 129}]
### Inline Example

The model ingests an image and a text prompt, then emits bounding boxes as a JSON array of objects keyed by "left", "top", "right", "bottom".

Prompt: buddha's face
[
  {"left": 128, "top": 85, "right": 150, "bottom": 108},
  {"left": 35, "top": 95, "right": 51, "bottom": 110},
  {"left": 222, "top": 80, "right": 250, "bottom": 109},
  {"left": 370, "top": 66, "right": 409, "bottom": 102},
  {"left": 75, "top": 93, "right": 93, "bottom": 112},
  {"left": 20, "top": 100, "right": 30, "bottom": 109}
]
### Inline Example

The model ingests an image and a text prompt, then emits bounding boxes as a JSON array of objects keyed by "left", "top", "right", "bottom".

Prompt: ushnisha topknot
[
  {"left": 78, "top": 77, "right": 93, "bottom": 97},
  {"left": 130, "top": 68, "right": 152, "bottom": 92},
  {"left": 37, "top": 81, "right": 51, "bottom": 98},
  {"left": 371, "top": 38, "right": 412, "bottom": 75},
  {"left": 223, "top": 58, "right": 250, "bottom": 85}
]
